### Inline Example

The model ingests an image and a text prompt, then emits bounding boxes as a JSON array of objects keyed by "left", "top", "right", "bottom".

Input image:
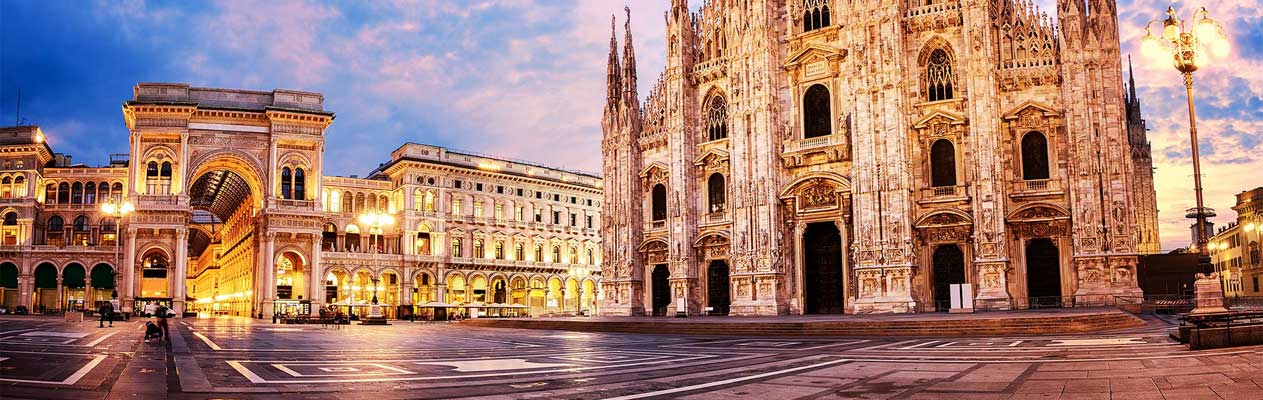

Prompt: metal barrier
[
  {"left": 1227, "top": 296, "right": 1263, "bottom": 310},
  {"left": 1181, "top": 310, "right": 1263, "bottom": 349}
]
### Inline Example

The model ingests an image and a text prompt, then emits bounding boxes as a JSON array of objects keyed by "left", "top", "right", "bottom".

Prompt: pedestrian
[
  {"left": 98, "top": 302, "right": 114, "bottom": 328},
  {"left": 154, "top": 304, "right": 170, "bottom": 342}
]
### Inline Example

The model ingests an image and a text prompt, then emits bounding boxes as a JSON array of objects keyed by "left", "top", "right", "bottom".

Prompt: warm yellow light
[
  {"left": 1140, "top": 33, "right": 1165, "bottom": 62},
  {"left": 1245, "top": 223, "right": 1257, "bottom": 233}
]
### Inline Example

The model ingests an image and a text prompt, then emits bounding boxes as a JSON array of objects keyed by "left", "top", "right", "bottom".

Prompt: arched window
[
  {"left": 803, "top": 0, "right": 830, "bottom": 32},
  {"left": 803, "top": 84, "right": 832, "bottom": 138},
  {"left": 45, "top": 184, "right": 55, "bottom": 205},
  {"left": 47, "top": 215, "right": 64, "bottom": 245},
  {"left": 569, "top": 247, "right": 578, "bottom": 264},
  {"left": 930, "top": 139, "right": 957, "bottom": 187},
  {"left": 413, "top": 190, "right": 424, "bottom": 212},
  {"left": 452, "top": 238, "right": 463, "bottom": 257},
  {"left": 294, "top": 168, "right": 306, "bottom": 200},
  {"left": 707, "top": 173, "right": 726, "bottom": 213},
  {"left": 0, "top": 177, "right": 10, "bottom": 198},
  {"left": 926, "top": 49, "right": 955, "bottom": 101},
  {"left": 515, "top": 243, "right": 524, "bottom": 261},
  {"left": 13, "top": 175, "right": 25, "bottom": 197},
  {"left": 651, "top": 184, "right": 667, "bottom": 222},
  {"left": 146, "top": 161, "right": 158, "bottom": 178},
  {"left": 474, "top": 239, "right": 485, "bottom": 258},
  {"left": 72, "top": 215, "right": 91, "bottom": 244},
  {"left": 160, "top": 162, "right": 172, "bottom": 178},
  {"left": 495, "top": 241, "right": 504, "bottom": 259},
  {"left": 96, "top": 181, "right": 108, "bottom": 202},
  {"left": 1021, "top": 132, "right": 1051, "bottom": 180},
  {"left": 424, "top": 191, "right": 435, "bottom": 211},
  {"left": 552, "top": 246, "right": 561, "bottom": 263},
  {"left": 111, "top": 183, "right": 122, "bottom": 200},
  {"left": 707, "top": 96, "right": 728, "bottom": 141},
  {"left": 535, "top": 244, "right": 544, "bottom": 262},
  {"left": 280, "top": 167, "right": 293, "bottom": 200},
  {"left": 71, "top": 182, "right": 83, "bottom": 204},
  {"left": 57, "top": 182, "right": 70, "bottom": 204},
  {"left": 587, "top": 249, "right": 595, "bottom": 265},
  {"left": 3, "top": 212, "right": 17, "bottom": 225},
  {"left": 342, "top": 191, "right": 353, "bottom": 213},
  {"left": 84, "top": 182, "right": 96, "bottom": 204},
  {"left": 356, "top": 192, "right": 367, "bottom": 212}
]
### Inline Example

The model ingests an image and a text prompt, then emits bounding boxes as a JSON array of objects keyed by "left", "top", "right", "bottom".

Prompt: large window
[
  {"left": 1021, "top": 132, "right": 1050, "bottom": 180},
  {"left": 926, "top": 49, "right": 955, "bottom": 101},
  {"left": 803, "top": 84, "right": 832, "bottom": 138},
  {"left": 294, "top": 168, "right": 306, "bottom": 200},
  {"left": 930, "top": 139, "right": 957, "bottom": 187},
  {"left": 707, "top": 96, "right": 728, "bottom": 141},
  {"left": 452, "top": 238, "right": 463, "bottom": 257},
  {"left": 651, "top": 184, "right": 667, "bottom": 222},
  {"left": 281, "top": 167, "right": 293, "bottom": 200},
  {"left": 47, "top": 215, "right": 64, "bottom": 246},
  {"left": 707, "top": 173, "right": 726, "bottom": 213},
  {"left": 802, "top": 0, "right": 831, "bottom": 33}
]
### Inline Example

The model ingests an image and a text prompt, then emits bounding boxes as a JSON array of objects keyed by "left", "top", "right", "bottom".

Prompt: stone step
[{"left": 461, "top": 311, "right": 1145, "bottom": 337}]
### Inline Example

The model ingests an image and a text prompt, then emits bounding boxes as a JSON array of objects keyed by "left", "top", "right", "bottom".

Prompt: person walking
[
  {"left": 98, "top": 302, "right": 114, "bottom": 328},
  {"left": 154, "top": 304, "right": 170, "bottom": 342}
]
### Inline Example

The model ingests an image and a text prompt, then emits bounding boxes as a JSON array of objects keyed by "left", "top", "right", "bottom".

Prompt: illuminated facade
[
  {"left": 0, "top": 83, "right": 601, "bottom": 318},
  {"left": 600, "top": 0, "right": 1159, "bottom": 316},
  {"left": 1209, "top": 187, "right": 1263, "bottom": 298}
]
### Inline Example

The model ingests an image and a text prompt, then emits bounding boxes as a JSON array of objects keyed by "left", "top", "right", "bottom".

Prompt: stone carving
[{"left": 799, "top": 181, "right": 836, "bottom": 209}]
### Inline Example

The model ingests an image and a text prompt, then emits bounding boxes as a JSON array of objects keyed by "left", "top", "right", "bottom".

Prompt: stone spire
[
  {"left": 622, "top": 6, "right": 638, "bottom": 108},
  {"left": 606, "top": 15, "right": 622, "bottom": 111},
  {"left": 1127, "top": 55, "right": 1138, "bottom": 106}
]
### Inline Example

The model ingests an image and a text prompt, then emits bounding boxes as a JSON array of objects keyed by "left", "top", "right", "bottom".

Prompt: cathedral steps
[{"left": 459, "top": 309, "right": 1145, "bottom": 337}]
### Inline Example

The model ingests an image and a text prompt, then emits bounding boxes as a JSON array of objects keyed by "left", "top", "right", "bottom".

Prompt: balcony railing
[
  {"left": 1011, "top": 179, "right": 1062, "bottom": 196},
  {"left": 783, "top": 135, "right": 843, "bottom": 153},
  {"left": 919, "top": 185, "right": 967, "bottom": 201}
]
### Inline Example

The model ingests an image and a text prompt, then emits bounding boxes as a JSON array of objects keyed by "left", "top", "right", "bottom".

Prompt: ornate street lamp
[
  {"left": 100, "top": 198, "right": 134, "bottom": 299},
  {"left": 1141, "top": 6, "right": 1229, "bottom": 254},
  {"left": 357, "top": 211, "right": 394, "bottom": 305}
]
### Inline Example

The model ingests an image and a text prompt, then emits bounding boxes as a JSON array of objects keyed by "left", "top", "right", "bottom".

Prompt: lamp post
[
  {"left": 100, "top": 198, "right": 134, "bottom": 299},
  {"left": 1141, "top": 6, "right": 1230, "bottom": 254},
  {"left": 358, "top": 211, "right": 394, "bottom": 306}
]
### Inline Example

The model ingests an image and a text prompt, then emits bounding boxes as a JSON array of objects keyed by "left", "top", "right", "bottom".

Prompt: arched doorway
[
  {"left": 380, "top": 271, "right": 399, "bottom": 318},
  {"left": 1, "top": 262, "right": 19, "bottom": 307},
  {"left": 528, "top": 277, "right": 546, "bottom": 316},
  {"left": 580, "top": 279, "right": 596, "bottom": 314},
  {"left": 33, "top": 263, "right": 58, "bottom": 313},
  {"left": 564, "top": 278, "right": 579, "bottom": 312},
  {"left": 62, "top": 263, "right": 86, "bottom": 311},
  {"left": 325, "top": 268, "right": 349, "bottom": 304},
  {"left": 706, "top": 260, "right": 730, "bottom": 315},
  {"left": 509, "top": 276, "right": 527, "bottom": 306},
  {"left": 651, "top": 265, "right": 670, "bottom": 316},
  {"left": 275, "top": 252, "right": 306, "bottom": 301},
  {"left": 413, "top": 272, "right": 434, "bottom": 304},
  {"left": 547, "top": 277, "right": 563, "bottom": 313},
  {"left": 490, "top": 277, "right": 508, "bottom": 304},
  {"left": 931, "top": 245, "right": 966, "bottom": 312},
  {"left": 1026, "top": 238, "right": 1061, "bottom": 308},
  {"left": 470, "top": 275, "right": 488, "bottom": 304},
  {"left": 803, "top": 222, "right": 844, "bottom": 314},
  {"left": 187, "top": 165, "right": 262, "bottom": 317}
]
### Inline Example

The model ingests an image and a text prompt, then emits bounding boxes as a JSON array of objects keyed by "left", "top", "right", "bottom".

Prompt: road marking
[
  {"left": 901, "top": 340, "right": 940, "bottom": 349},
  {"left": 603, "top": 358, "right": 851, "bottom": 400},
  {"left": 934, "top": 341, "right": 957, "bottom": 348},
  {"left": 0, "top": 354, "right": 107, "bottom": 385},
  {"left": 1049, "top": 338, "right": 1146, "bottom": 347},
  {"left": 192, "top": 332, "right": 222, "bottom": 350},
  {"left": 421, "top": 358, "right": 573, "bottom": 372},
  {"left": 1009, "top": 340, "right": 1023, "bottom": 347},
  {"left": 85, "top": 331, "right": 119, "bottom": 347}
]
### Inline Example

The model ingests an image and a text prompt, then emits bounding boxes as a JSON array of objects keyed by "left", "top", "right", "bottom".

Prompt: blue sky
[{"left": 0, "top": 0, "right": 1259, "bottom": 251}]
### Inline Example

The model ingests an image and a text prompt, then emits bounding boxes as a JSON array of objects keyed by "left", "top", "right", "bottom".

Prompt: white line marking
[
  {"left": 901, "top": 340, "right": 940, "bottom": 349},
  {"left": 85, "top": 331, "right": 119, "bottom": 347},
  {"left": 1009, "top": 340, "right": 1024, "bottom": 347},
  {"left": 192, "top": 332, "right": 222, "bottom": 350},
  {"left": 603, "top": 358, "right": 851, "bottom": 400},
  {"left": 934, "top": 341, "right": 957, "bottom": 348},
  {"left": 0, "top": 354, "right": 107, "bottom": 385}
]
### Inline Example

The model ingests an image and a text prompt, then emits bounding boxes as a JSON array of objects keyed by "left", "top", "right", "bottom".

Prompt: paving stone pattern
[{"left": 0, "top": 315, "right": 1260, "bottom": 399}]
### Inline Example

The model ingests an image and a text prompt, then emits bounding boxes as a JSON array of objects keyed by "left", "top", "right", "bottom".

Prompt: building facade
[
  {"left": 0, "top": 83, "right": 602, "bottom": 318},
  {"left": 1209, "top": 187, "right": 1263, "bottom": 298},
  {"left": 600, "top": 0, "right": 1159, "bottom": 316}
]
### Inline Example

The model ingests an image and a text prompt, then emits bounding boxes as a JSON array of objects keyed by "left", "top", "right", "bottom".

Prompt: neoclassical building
[
  {"left": 600, "top": 0, "right": 1160, "bottom": 316},
  {"left": 0, "top": 83, "right": 602, "bottom": 318}
]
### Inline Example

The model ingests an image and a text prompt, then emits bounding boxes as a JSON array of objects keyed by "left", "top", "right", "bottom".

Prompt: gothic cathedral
[{"left": 600, "top": 0, "right": 1160, "bottom": 315}]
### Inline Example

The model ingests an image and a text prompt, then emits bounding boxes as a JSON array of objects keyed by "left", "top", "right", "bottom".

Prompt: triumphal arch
[{"left": 122, "top": 83, "right": 330, "bottom": 316}]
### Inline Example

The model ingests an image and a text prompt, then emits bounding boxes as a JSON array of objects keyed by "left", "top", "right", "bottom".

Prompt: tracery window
[
  {"left": 803, "top": 84, "right": 832, "bottom": 138},
  {"left": 651, "top": 184, "right": 667, "bottom": 221},
  {"left": 926, "top": 49, "right": 955, "bottom": 101},
  {"left": 802, "top": 0, "right": 831, "bottom": 32},
  {"left": 1021, "top": 132, "right": 1050, "bottom": 180},
  {"left": 707, "top": 173, "right": 726, "bottom": 213},
  {"left": 707, "top": 96, "right": 728, "bottom": 141},
  {"left": 930, "top": 139, "right": 957, "bottom": 187}
]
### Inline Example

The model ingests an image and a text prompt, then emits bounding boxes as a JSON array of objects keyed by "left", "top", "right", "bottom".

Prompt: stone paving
[{"left": 0, "top": 314, "right": 1260, "bottom": 399}]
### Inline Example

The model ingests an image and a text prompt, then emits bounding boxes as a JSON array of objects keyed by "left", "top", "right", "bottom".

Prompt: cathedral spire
[
  {"left": 622, "top": 6, "right": 638, "bottom": 104},
  {"left": 1127, "top": 54, "right": 1138, "bottom": 105},
  {"left": 606, "top": 15, "right": 622, "bottom": 110}
]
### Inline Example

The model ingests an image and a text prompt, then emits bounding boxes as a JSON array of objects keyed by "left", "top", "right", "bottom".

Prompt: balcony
[
  {"left": 918, "top": 185, "right": 969, "bottom": 204},
  {"left": 276, "top": 199, "right": 316, "bottom": 212},
  {"left": 1010, "top": 179, "right": 1064, "bottom": 198},
  {"left": 781, "top": 135, "right": 850, "bottom": 168}
]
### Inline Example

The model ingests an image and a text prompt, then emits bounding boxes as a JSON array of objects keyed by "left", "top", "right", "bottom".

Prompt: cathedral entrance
[
  {"left": 706, "top": 260, "right": 730, "bottom": 316},
  {"left": 931, "top": 244, "right": 966, "bottom": 312},
  {"left": 803, "top": 222, "right": 844, "bottom": 314},
  {"left": 651, "top": 264, "right": 670, "bottom": 316},
  {"left": 1025, "top": 238, "right": 1061, "bottom": 308}
]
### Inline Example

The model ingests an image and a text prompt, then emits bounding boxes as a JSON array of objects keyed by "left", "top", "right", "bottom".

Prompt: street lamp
[
  {"left": 357, "top": 211, "right": 394, "bottom": 305},
  {"left": 100, "top": 198, "right": 134, "bottom": 299},
  {"left": 1141, "top": 6, "right": 1229, "bottom": 254}
]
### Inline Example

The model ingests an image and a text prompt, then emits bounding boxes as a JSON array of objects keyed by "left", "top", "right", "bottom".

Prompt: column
[
  {"left": 309, "top": 238, "right": 323, "bottom": 316},
  {"left": 262, "top": 232, "right": 276, "bottom": 318},
  {"left": 173, "top": 228, "right": 188, "bottom": 316},
  {"left": 123, "top": 228, "right": 137, "bottom": 309},
  {"left": 18, "top": 273, "right": 31, "bottom": 308}
]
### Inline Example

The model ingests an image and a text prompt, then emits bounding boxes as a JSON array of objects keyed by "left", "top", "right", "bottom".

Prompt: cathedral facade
[{"left": 600, "top": 0, "right": 1160, "bottom": 316}]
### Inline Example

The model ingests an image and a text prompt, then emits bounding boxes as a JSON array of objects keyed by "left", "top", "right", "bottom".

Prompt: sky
[{"left": 0, "top": 0, "right": 1259, "bottom": 252}]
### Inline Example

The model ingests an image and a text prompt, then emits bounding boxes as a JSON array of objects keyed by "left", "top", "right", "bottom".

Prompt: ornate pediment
[
  {"left": 797, "top": 179, "right": 839, "bottom": 210},
  {"left": 912, "top": 109, "right": 968, "bottom": 130},
  {"left": 638, "top": 162, "right": 669, "bottom": 184},
  {"left": 1001, "top": 101, "right": 1059, "bottom": 122},
  {"left": 1008, "top": 204, "right": 1070, "bottom": 222},
  {"left": 914, "top": 210, "right": 972, "bottom": 228},
  {"left": 783, "top": 43, "right": 847, "bottom": 69},
  {"left": 693, "top": 148, "right": 730, "bottom": 171}
]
